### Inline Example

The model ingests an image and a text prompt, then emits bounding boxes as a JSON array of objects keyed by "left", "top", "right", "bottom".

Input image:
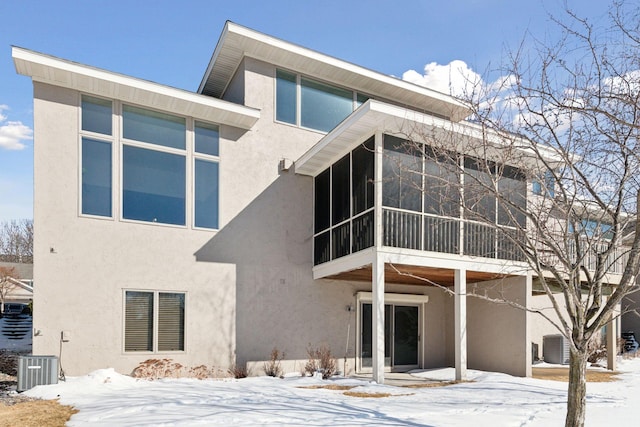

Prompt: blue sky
[{"left": 0, "top": 0, "right": 613, "bottom": 222}]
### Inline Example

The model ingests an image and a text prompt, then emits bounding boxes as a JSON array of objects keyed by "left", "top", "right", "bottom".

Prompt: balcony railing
[
  {"left": 382, "top": 207, "right": 525, "bottom": 262},
  {"left": 538, "top": 238, "right": 630, "bottom": 276}
]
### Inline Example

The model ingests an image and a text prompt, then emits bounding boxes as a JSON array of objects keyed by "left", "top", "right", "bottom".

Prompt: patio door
[{"left": 360, "top": 302, "right": 420, "bottom": 371}]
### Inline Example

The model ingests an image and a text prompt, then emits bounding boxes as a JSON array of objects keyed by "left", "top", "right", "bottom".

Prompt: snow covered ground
[{"left": 22, "top": 358, "right": 640, "bottom": 426}]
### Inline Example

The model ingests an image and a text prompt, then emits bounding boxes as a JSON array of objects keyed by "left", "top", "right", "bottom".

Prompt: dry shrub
[
  {"left": 132, "top": 359, "right": 229, "bottom": 380},
  {"left": 297, "top": 384, "right": 355, "bottom": 390},
  {"left": 343, "top": 391, "right": 414, "bottom": 398},
  {"left": 263, "top": 348, "right": 284, "bottom": 377},
  {"left": 304, "top": 345, "right": 336, "bottom": 379},
  {"left": 228, "top": 363, "right": 250, "bottom": 379},
  {"left": 131, "top": 359, "right": 184, "bottom": 379},
  {"left": 0, "top": 399, "right": 78, "bottom": 427}
]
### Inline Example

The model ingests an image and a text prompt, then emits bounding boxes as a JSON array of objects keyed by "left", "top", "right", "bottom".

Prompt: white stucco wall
[{"left": 467, "top": 276, "right": 531, "bottom": 377}]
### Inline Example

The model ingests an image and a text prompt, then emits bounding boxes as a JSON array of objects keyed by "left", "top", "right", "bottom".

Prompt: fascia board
[{"left": 12, "top": 46, "right": 260, "bottom": 130}]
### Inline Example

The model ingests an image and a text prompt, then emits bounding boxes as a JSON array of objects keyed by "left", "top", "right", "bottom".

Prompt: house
[
  {"left": 0, "top": 261, "right": 33, "bottom": 312},
  {"left": 12, "top": 22, "right": 623, "bottom": 382}
]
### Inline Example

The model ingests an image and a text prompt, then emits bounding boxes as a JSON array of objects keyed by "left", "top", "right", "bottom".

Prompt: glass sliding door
[{"left": 360, "top": 303, "right": 420, "bottom": 371}]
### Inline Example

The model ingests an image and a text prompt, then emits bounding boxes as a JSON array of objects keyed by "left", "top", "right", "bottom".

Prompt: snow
[{"left": 23, "top": 359, "right": 640, "bottom": 426}]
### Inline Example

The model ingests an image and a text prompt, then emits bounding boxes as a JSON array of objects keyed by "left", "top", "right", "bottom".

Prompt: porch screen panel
[
  {"left": 158, "top": 293, "right": 185, "bottom": 351},
  {"left": 497, "top": 164, "right": 527, "bottom": 228},
  {"left": 463, "top": 157, "right": 496, "bottom": 222},
  {"left": 331, "top": 154, "right": 350, "bottom": 225},
  {"left": 314, "top": 169, "right": 330, "bottom": 233},
  {"left": 125, "top": 291, "right": 153, "bottom": 352},
  {"left": 383, "top": 135, "right": 422, "bottom": 212},
  {"left": 424, "top": 147, "right": 459, "bottom": 217},
  {"left": 352, "top": 211, "right": 374, "bottom": 252},
  {"left": 352, "top": 137, "right": 374, "bottom": 215},
  {"left": 332, "top": 223, "right": 350, "bottom": 259},
  {"left": 314, "top": 231, "right": 330, "bottom": 265}
]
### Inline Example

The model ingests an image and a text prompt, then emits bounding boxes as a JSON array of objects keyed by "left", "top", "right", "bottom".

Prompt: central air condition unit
[
  {"left": 543, "top": 335, "right": 570, "bottom": 365},
  {"left": 17, "top": 355, "right": 59, "bottom": 392}
]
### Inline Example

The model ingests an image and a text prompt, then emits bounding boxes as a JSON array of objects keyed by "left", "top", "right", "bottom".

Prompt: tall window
[
  {"left": 80, "top": 96, "right": 220, "bottom": 229},
  {"left": 81, "top": 96, "right": 113, "bottom": 217},
  {"left": 124, "top": 291, "right": 185, "bottom": 352},
  {"left": 276, "top": 69, "right": 368, "bottom": 132}
]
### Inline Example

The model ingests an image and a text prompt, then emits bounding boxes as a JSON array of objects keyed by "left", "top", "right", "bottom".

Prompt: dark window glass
[
  {"left": 314, "top": 169, "right": 330, "bottom": 233},
  {"left": 276, "top": 70, "right": 297, "bottom": 124},
  {"left": 125, "top": 291, "right": 153, "bottom": 352},
  {"left": 123, "top": 145, "right": 185, "bottom": 225},
  {"left": 383, "top": 135, "right": 422, "bottom": 212},
  {"left": 301, "top": 78, "right": 353, "bottom": 132},
  {"left": 352, "top": 137, "right": 374, "bottom": 215},
  {"left": 123, "top": 105, "right": 185, "bottom": 150},
  {"left": 82, "top": 96, "right": 112, "bottom": 135},
  {"left": 424, "top": 147, "right": 459, "bottom": 217},
  {"left": 195, "top": 122, "right": 219, "bottom": 156},
  {"left": 332, "top": 154, "right": 351, "bottom": 224},
  {"left": 158, "top": 293, "right": 185, "bottom": 351},
  {"left": 464, "top": 157, "right": 496, "bottom": 222},
  {"left": 82, "top": 138, "right": 112, "bottom": 217},
  {"left": 195, "top": 159, "right": 219, "bottom": 229},
  {"left": 314, "top": 231, "right": 330, "bottom": 265}
]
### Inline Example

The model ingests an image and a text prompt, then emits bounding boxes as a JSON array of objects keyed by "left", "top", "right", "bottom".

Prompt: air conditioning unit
[
  {"left": 17, "top": 355, "right": 59, "bottom": 392},
  {"left": 543, "top": 335, "right": 570, "bottom": 365}
]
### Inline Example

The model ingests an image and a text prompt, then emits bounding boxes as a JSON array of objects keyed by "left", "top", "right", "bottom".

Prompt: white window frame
[
  {"left": 274, "top": 68, "right": 367, "bottom": 133},
  {"left": 78, "top": 94, "right": 117, "bottom": 221},
  {"left": 78, "top": 94, "right": 221, "bottom": 230}
]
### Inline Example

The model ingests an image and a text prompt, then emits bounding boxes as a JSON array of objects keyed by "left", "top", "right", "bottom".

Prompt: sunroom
[{"left": 296, "top": 99, "right": 534, "bottom": 382}]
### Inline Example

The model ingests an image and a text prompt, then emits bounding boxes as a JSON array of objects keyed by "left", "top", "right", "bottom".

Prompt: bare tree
[
  {"left": 0, "top": 219, "right": 33, "bottom": 263},
  {"left": 388, "top": 2, "right": 640, "bottom": 426},
  {"left": 0, "top": 266, "right": 19, "bottom": 314}
]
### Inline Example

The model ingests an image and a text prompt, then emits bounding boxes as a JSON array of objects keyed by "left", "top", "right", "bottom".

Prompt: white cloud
[
  {"left": 0, "top": 105, "right": 32, "bottom": 150},
  {"left": 402, "top": 60, "right": 485, "bottom": 97}
]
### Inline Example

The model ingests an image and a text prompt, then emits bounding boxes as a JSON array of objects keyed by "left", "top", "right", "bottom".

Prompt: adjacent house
[
  {"left": 12, "top": 22, "right": 623, "bottom": 382},
  {"left": 0, "top": 261, "right": 33, "bottom": 312}
]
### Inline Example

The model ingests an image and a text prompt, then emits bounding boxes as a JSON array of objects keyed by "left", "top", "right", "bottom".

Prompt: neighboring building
[
  {"left": 12, "top": 22, "right": 623, "bottom": 381},
  {"left": 0, "top": 261, "right": 33, "bottom": 311}
]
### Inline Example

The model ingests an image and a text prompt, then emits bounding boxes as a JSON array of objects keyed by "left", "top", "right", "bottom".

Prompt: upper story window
[
  {"left": 276, "top": 69, "right": 369, "bottom": 132},
  {"left": 80, "top": 95, "right": 220, "bottom": 229},
  {"left": 81, "top": 96, "right": 113, "bottom": 217}
]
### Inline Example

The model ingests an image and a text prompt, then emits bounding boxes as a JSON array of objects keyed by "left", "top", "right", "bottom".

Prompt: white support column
[
  {"left": 524, "top": 272, "right": 533, "bottom": 377},
  {"left": 372, "top": 253, "right": 385, "bottom": 384},
  {"left": 455, "top": 268, "right": 467, "bottom": 381},
  {"left": 607, "top": 303, "right": 618, "bottom": 371},
  {"left": 372, "top": 130, "right": 385, "bottom": 384}
]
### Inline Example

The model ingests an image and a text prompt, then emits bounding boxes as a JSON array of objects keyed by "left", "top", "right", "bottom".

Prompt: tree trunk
[{"left": 565, "top": 347, "right": 588, "bottom": 427}]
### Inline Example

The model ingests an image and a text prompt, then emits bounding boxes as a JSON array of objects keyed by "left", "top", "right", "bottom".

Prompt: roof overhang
[
  {"left": 295, "top": 99, "right": 563, "bottom": 177},
  {"left": 199, "top": 22, "right": 471, "bottom": 122},
  {"left": 12, "top": 47, "right": 260, "bottom": 130}
]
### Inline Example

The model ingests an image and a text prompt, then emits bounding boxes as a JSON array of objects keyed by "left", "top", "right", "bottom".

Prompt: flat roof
[
  {"left": 199, "top": 22, "right": 471, "bottom": 122},
  {"left": 13, "top": 47, "right": 260, "bottom": 130}
]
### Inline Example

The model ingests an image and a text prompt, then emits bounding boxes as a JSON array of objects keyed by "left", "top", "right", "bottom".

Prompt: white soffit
[
  {"left": 12, "top": 47, "right": 260, "bottom": 130},
  {"left": 295, "top": 100, "right": 560, "bottom": 177},
  {"left": 199, "top": 22, "right": 471, "bottom": 122}
]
